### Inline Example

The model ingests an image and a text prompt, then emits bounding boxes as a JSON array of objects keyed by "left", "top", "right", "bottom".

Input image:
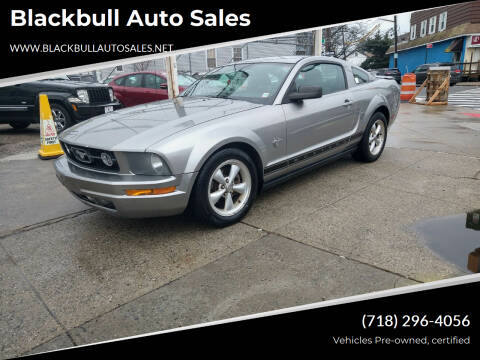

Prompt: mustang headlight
[{"left": 125, "top": 152, "right": 171, "bottom": 176}]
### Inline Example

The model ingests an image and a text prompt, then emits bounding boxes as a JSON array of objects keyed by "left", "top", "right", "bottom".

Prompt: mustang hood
[{"left": 60, "top": 97, "right": 262, "bottom": 151}]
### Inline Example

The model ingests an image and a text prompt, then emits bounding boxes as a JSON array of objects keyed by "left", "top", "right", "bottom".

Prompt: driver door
[{"left": 281, "top": 62, "right": 355, "bottom": 158}]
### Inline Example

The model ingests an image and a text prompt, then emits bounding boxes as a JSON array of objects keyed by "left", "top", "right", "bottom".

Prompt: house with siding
[{"left": 386, "top": 1, "right": 480, "bottom": 74}]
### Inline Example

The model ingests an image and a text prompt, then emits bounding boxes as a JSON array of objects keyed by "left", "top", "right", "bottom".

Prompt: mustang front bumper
[{"left": 54, "top": 155, "right": 194, "bottom": 218}]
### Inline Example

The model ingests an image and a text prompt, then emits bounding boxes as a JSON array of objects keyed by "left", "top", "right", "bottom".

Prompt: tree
[
  {"left": 324, "top": 24, "right": 368, "bottom": 60},
  {"left": 358, "top": 32, "right": 393, "bottom": 70}
]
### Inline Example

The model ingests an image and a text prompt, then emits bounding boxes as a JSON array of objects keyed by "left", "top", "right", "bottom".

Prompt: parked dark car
[
  {"left": 412, "top": 63, "right": 462, "bottom": 85},
  {"left": 0, "top": 79, "right": 121, "bottom": 132},
  {"left": 109, "top": 71, "right": 196, "bottom": 107},
  {"left": 373, "top": 68, "right": 401, "bottom": 84}
]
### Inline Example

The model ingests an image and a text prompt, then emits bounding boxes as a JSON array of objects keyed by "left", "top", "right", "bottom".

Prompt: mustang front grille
[{"left": 60, "top": 141, "right": 119, "bottom": 172}]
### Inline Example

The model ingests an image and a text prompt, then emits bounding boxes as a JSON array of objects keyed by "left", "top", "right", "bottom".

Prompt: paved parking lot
[{"left": 1, "top": 102, "right": 480, "bottom": 358}]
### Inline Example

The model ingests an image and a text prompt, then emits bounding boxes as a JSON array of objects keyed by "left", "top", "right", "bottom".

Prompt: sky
[{"left": 362, "top": 11, "right": 412, "bottom": 36}]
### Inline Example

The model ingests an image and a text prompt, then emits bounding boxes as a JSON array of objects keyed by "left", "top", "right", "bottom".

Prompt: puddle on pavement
[{"left": 412, "top": 210, "right": 480, "bottom": 273}]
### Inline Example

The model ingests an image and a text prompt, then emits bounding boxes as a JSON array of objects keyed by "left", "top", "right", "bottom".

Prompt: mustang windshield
[{"left": 182, "top": 62, "right": 294, "bottom": 104}]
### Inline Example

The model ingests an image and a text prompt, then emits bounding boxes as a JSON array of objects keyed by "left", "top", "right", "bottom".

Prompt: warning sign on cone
[{"left": 38, "top": 94, "right": 64, "bottom": 160}]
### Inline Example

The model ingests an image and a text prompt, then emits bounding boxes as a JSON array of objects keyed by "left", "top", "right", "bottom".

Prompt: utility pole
[
  {"left": 394, "top": 15, "right": 398, "bottom": 68},
  {"left": 379, "top": 17, "right": 399, "bottom": 68},
  {"left": 314, "top": 28, "right": 323, "bottom": 56},
  {"left": 165, "top": 56, "right": 179, "bottom": 99}
]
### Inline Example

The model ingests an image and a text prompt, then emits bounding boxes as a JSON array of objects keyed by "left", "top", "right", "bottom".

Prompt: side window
[
  {"left": 294, "top": 63, "right": 346, "bottom": 95},
  {"left": 352, "top": 67, "right": 370, "bottom": 85},
  {"left": 144, "top": 74, "right": 166, "bottom": 89},
  {"left": 124, "top": 74, "right": 143, "bottom": 88},
  {"left": 114, "top": 77, "right": 125, "bottom": 86}
]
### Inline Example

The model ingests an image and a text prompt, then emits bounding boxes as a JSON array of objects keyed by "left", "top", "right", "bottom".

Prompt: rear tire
[
  {"left": 353, "top": 112, "right": 387, "bottom": 163},
  {"left": 192, "top": 148, "right": 258, "bottom": 227},
  {"left": 9, "top": 122, "right": 30, "bottom": 130}
]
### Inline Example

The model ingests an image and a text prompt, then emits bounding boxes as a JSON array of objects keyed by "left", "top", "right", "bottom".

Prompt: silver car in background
[{"left": 55, "top": 56, "right": 400, "bottom": 227}]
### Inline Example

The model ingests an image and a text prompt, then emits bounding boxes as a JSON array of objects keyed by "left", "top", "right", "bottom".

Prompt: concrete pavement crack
[
  {"left": 240, "top": 151, "right": 439, "bottom": 285},
  {"left": 239, "top": 221, "right": 423, "bottom": 284},
  {"left": 0, "top": 208, "right": 97, "bottom": 240},
  {"left": 19, "top": 223, "right": 272, "bottom": 355},
  {"left": 0, "top": 242, "right": 78, "bottom": 349}
]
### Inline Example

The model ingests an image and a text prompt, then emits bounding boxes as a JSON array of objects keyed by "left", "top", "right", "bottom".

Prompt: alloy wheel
[
  {"left": 368, "top": 119, "right": 385, "bottom": 156},
  {"left": 52, "top": 108, "right": 67, "bottom": 132},
  {"left": 208, "top": 159, "right": 252, "bottom": 217}
]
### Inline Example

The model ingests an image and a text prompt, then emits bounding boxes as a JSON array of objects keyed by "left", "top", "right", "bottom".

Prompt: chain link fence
[{"left": 93, "top": 30, "right": 316, "bottom": 82}]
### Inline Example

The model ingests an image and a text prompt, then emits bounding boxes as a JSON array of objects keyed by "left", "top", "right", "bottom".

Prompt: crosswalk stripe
[{"left": 414, "top": 87, "right": 480, "bottom": 109}]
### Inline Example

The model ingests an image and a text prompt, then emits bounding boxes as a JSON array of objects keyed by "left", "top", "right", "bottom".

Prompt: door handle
[{"left": 343, "top": 99, "right": 353, "bottom": 106}]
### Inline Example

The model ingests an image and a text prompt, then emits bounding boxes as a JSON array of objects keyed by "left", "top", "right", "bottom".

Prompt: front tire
[
  {"left": 353, "top": 112, "right": 387, "bottom": 162},
  {"left": 51, "top": 103, "right": 72, "bottom": 133},
  {"left": 192, "top": 148, "right": 258, "bottom": 227}
]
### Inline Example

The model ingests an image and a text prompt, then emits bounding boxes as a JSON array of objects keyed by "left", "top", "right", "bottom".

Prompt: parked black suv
[
  {"left": 412, "top": 63, "right": 462, "bottom": 86},
  {"left": 373, "top": 68, "right": 401, "bottom": 84},
  {"left": 0, "top": 79, "right": 121, "bottom": 132}
]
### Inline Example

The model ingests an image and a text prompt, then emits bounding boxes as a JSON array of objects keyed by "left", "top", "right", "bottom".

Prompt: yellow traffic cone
[{"left": 38, "top": 94, "right": 64, "bottom": 160}]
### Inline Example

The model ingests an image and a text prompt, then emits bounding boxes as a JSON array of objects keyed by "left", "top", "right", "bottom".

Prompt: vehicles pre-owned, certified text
[{"left": 55, "top": 56, "right": 400, "bottom": 227}]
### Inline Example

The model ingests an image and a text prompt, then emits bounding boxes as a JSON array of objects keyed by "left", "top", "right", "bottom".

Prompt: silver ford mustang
[{"left": 55, "top": 56, "right": 400, "bottom": 226}]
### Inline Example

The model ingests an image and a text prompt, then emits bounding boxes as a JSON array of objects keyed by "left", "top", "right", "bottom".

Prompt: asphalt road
[{"left": 1, "top": 102, "right": 480, "bottom": 358}]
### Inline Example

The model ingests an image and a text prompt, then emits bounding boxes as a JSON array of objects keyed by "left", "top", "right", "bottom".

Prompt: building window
[
  {"left": 428, "top": 16, "right": 436, "bottom": 34},
  {"left": 410, "top": 24, "right": 416, "bottom": 40},
  {"left": 232, "top": 47, "right": 243, "bottom": 62},
  {"left": 438, "top": 12, "right": 447, "bottom": 31},
  {"left": 420, "top": 20, "right": 427, "bottom": 37},
  {"left": 207, "top": 49, "right": 216, "bottom": 68}
]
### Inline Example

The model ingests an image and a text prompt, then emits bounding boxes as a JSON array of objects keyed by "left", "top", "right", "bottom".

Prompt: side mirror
[
  {"left": 288, "top": 86, "right": 322, "bottom": 102},
  {"left": 159, "top": 83, "right": 168, "bottom": 89}
]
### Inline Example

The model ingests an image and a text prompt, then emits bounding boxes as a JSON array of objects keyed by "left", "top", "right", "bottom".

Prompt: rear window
[{"left": 352, "top": 67, "right": 370, "bottom": 85}]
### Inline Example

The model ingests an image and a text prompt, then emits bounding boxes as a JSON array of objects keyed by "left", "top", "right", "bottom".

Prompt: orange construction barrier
[{"left": 400, "top": 73, "right": 416, "bottom": 101}]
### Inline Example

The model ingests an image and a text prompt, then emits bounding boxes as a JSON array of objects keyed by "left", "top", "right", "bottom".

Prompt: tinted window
[
  {"left": 294, "top": 63, "right": 346, "bottom": 95},
  {"left": 114, "top": 77, "right": 125, "bottom": 86},
  {"left": 124, "top": 74, "right": 143, "bottom": 87},
  {"left": 352, "top": 67, "right": 370, "bottom": 84},
  {"left": 144, "top": 74, "right": 166, "bottom": 89}
]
